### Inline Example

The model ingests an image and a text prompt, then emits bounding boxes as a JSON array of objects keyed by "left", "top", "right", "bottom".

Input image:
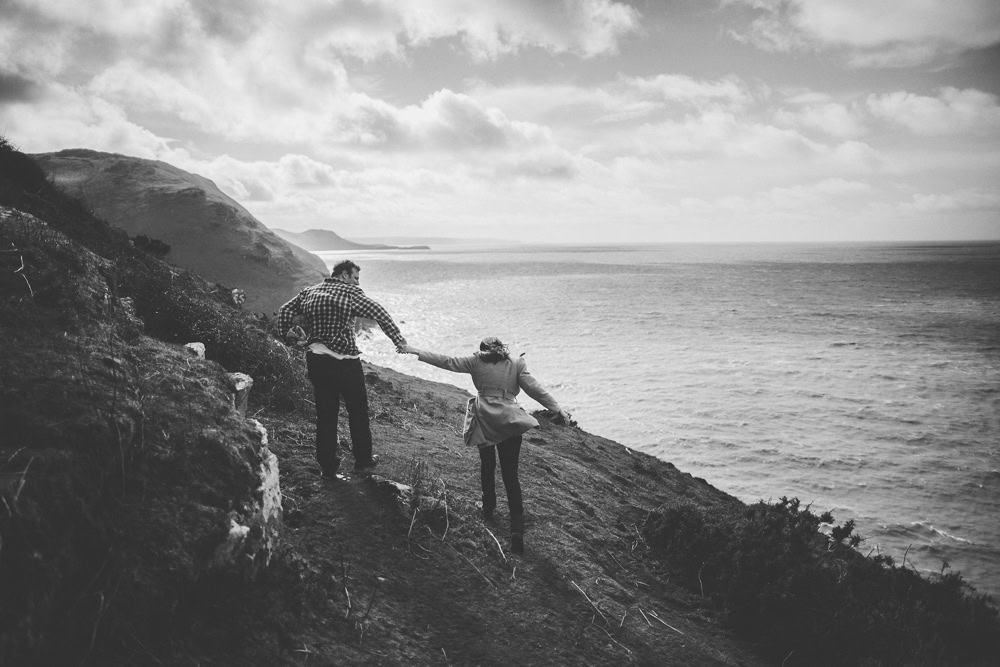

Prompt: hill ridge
[{"left": 32, "top": 149, "right": 327, "bottom": 314}]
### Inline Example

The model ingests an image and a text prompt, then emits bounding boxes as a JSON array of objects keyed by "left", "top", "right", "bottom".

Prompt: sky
[{"left": 1, "top": 0, "right": 999, "bottom": 244}]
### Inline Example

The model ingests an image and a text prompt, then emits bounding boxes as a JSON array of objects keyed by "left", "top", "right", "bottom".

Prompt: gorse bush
[
  {"left": 642, "top": 497, "right": 1000, "bottom": 665},
  {"left": 132, "top": 234, "right": 170, "bottom": 257},
  {"left": 147, "top": 284, "right": 306, "bottom": 411},
  {"left": 112, "top": 251, "right": 308, "bottom": 411}
]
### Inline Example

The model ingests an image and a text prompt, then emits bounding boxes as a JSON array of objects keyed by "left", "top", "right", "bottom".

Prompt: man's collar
[{"left": 324, "top": 276, "right": 359, "bottom": 289}]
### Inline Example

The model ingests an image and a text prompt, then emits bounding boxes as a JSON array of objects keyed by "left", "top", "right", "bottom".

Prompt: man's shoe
[
  {"left": 352, "top": 454, "right": 380, "bottom": 473},
  {"left": 320, "top": 459, "right": 341, "bottom": 479}
]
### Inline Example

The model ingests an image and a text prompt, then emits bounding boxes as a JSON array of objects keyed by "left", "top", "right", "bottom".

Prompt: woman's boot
[{"left": 510, "top": 513, "right": 524, "bottom": 555}]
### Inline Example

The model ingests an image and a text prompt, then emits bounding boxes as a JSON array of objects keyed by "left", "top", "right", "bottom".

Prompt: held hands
[{"left": 396, "top": 342, "right": 417, "bottom": 355}]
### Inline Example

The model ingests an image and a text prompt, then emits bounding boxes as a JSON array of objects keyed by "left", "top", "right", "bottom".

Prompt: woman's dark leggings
[{"left": 479, "top": 435, "right": 523, "bottom": 526}]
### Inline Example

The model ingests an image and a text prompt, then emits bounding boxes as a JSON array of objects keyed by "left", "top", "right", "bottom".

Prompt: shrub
[
  {"left": 132, "top": 234, "right": 170, "bottom": 257},
  {"left": 642, "top": 497, "right": 1000, "bottom": 665},
  {"left": 118, "top": 258, "right": 308, "bottom": 411}
]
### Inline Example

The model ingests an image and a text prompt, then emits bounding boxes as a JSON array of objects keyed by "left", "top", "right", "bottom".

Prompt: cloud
[
  {"left": 867, "top": 87, "right": 1000, "bottom": 135},
  {"left": 621, "top": 74, "right": 752, "bottom": 111},
  {"left": 334, "top": 89, "right": 553, "bottom": 151},
  {"left": 391, "top": 0, "right": 641, "bottom": 60},
  {"left": 774, "top": 96, "right": 867, "bottom": 139},
  {"left": 469, "top": 76, "right": 887, "bottom": 195},
  {"left": 762, "top": 177, "right": 872, "bottom": 208},
  {"left": 189, "top": 0, "right": 274, "bottom": 43},
  {"left": 142, "top": 0, "right": 641, "bottom": 67},
  {"left": 0, "top": 83, "right": 171, "bottom": 156},
  {"left": 468, "top": 74, "right": 755, "bottom": 137},
  {"left": 793, "top": 0, "right": 1000, "bottom": 50},
  {"left": 0, "top": 71, "right": 39, "bottom": 102},
  {"left": 401, "top": 90, "right": 537, "bottom": 149},
  {"left": 627, "top": 110, "right": 822, "bottom": 160},
  {"left": 0, "top": 0, "right": 635, "bottom": 153},
  {"left": 89, "top": 62, "right": 219, "bottom": 130},
  {"left": 903, "top": 189, "right": 1000, "bottom": 213},
  {"left": 495, "top": 146, "right": 583, "bottom": 180},
  {"left": 727, "top": 0, "right": 1000, "bottom": 66}
]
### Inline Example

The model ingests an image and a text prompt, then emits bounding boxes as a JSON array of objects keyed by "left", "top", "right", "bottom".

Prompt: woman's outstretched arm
[
  {"left": 402, "top": 345, "right": 475, "bottom": 374},
  {"left": 516, "top": 357, "right": 574, "bottom": 424}
]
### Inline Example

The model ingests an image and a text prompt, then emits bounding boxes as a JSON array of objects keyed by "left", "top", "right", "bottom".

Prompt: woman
[{"left": 403, "top": 337, "right": 572, "bottom": 555}]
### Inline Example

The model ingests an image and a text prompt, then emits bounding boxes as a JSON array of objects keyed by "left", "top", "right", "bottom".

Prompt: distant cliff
[
  {"left": 272, "top": 227, "right": 430, "bottom": 252},
  {"left": 33, "top": 149, "right": 327, "bottom": 314}
]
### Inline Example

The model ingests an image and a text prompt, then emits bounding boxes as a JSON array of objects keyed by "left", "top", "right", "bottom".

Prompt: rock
[
  {"left": 184, "top": 342, "right": 206, "bottom": 358},
  {"left": 115, "top": 296, "right": 144, "bottom": 331},
  {"left": 227, "top": 371, "right": 254, "bottom": 416},
  {"left": 369, "top": 474, "right": 447, "bottom": 515},
  {"left": 209, "top": 420, "right": 282, "bottom": 579},
  {"left": 211, "top": 517, "right": 252, "bottom": 569}
]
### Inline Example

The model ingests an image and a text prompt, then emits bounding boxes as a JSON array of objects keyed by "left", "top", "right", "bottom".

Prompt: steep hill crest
[{"left": 33, "top": 149, "right": 327, "bottom": 315}]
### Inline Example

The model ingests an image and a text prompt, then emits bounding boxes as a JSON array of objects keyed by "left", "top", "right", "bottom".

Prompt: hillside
[
  {"left": 32, "top": 149, "right": 327, "bottom": 315},
  {"left": 2, "top": 137, "right": 998, "bottom": 666},
  {"left": 272, "top": 227, "right": 430, "bottom": 251},
  {"left": 1, "top": 139, "right": 289, "bottom": 664}
]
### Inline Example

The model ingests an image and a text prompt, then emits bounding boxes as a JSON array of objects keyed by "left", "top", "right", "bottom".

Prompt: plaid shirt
[{"left": 277, "top": 278, "right": 406, "bottom": 357}]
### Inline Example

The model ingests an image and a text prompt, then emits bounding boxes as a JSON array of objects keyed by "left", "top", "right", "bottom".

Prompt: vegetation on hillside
[
  {"left": 1, "top": 136, "right": 294, "bottom": 664},
  {"left": 0, "top": 136, "right": 308, "bottom": 411},
  {"left": 642, "top": 497, "right": 1000, "bottom": 665}
]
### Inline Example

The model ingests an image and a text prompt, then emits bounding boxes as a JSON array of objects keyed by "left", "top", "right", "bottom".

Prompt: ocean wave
[{"left": 881, "top": 521, "right": 972, "bottom": 545}]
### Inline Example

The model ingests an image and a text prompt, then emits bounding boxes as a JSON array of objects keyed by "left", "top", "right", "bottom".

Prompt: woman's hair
[{"left": 477, "top": 336, "right": 510, "bottom": 363}]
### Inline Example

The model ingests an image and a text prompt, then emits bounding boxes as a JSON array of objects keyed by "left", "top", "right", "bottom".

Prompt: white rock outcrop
[
  {"left": 184, "top": 342, "right": 206, "bottom": 358},
  {"left": 209, "top": 418, "right": 282, "bottom": 579},
  {"left": 227, "top": 372, "right": 254, "bottom": 416}
]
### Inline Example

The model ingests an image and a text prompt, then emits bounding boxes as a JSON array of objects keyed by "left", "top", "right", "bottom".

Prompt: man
[{"left": 278, "top": 259, "right": 407, "bottom": 478}]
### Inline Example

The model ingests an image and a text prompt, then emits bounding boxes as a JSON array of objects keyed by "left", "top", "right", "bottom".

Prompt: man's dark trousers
[{"left": 306, "top": 352, "right": 374, "bottom": 472}]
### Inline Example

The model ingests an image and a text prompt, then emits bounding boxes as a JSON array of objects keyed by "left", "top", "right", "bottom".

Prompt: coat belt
[{"left": 478, "top": 388, "right": 514, "bottom": 399}]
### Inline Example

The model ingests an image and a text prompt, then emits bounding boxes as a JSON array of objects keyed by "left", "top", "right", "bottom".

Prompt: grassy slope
[{"left": 165, "top": 365, "right": 759, "bottom": 666}]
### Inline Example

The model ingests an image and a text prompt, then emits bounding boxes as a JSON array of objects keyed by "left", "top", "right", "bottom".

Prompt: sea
[{"left": 316, "top": 242, "right": 1000, "bottom": 599}]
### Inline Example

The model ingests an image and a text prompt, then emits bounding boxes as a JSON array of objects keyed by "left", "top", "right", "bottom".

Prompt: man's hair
[{"left": 331, "top": 259, "right": 360, "bottom": 277}]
